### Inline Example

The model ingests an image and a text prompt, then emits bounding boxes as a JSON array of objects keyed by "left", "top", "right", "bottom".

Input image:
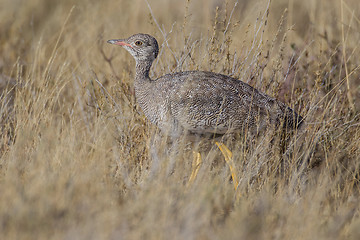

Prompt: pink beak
[{"left": 107, "top": 39, "right": 132, "bottom": 47}]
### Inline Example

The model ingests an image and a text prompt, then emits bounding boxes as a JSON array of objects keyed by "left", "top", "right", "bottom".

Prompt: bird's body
[{"left": 108, "top": 33, "right": 303, "bottom": 140}]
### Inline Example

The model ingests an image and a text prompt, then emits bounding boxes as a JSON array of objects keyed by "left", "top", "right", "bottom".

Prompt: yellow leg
[
  {"left": 215, "top": 142, "right": 239, "bottom": 190},
  {"left": 187, "top": 151, "right": 202, "bottom": 186}
]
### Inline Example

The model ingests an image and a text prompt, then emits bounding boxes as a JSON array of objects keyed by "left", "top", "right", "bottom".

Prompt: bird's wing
[{"left": 163, "top": 71, "right": 276, "bottom": 134}]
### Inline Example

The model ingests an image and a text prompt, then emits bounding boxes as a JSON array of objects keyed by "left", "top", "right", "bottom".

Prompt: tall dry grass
[{"left": 0, "top": 0, "right": 359, "bottom": 239}]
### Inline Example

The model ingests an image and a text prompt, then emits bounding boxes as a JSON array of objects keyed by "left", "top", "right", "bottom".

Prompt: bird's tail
[{"left": 283, "top": 106, "right": 304, "bottom": 130}]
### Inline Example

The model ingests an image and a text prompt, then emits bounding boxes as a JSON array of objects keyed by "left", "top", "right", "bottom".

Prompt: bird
[{"left": 107, "top": 33, "right": 303, "bottom": 188}]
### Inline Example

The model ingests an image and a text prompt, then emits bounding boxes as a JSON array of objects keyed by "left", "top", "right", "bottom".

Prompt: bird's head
[{"left": 107, "top": 33, "right": 159, "bottom": 62}]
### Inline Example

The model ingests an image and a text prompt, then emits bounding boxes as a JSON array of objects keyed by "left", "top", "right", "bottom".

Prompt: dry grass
[{"left": 0, "top": 0, "right": 360, "bottom": 239}]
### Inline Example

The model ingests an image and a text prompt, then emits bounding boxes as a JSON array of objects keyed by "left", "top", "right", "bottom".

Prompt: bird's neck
[
  {"left": 135, "top": 60, "right": 153, "bottom": 82},
  {"left": 133, "top": 59, "right": 160, "bottom": 126},
  {"left": 134, "top": 59, "right": 154, "bottom": 104}
]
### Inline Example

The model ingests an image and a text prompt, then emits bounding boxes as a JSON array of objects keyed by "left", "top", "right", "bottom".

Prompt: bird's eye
[{"left": 134, "top": 40, "right": 143, "bottom": 46}]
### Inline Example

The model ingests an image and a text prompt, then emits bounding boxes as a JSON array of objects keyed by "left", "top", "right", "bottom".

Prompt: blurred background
[
  {"left": 0, "top": 0, "right": 359, "bottom": 239},
  {"left": 1, "top": 0, "right": 358, "bottom": 70}
]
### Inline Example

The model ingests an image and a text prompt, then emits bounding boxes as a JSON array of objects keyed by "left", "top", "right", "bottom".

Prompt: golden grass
[{"left": 0, "top": 0, "right": 359, "bottom": 239}]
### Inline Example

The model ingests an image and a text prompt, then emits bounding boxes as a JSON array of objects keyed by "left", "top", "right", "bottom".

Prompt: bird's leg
[
  {"left": 187, "top": 151, "right": 202, "bottom": 186},
  {"left": 215, "top": 142, "right": 239, "bottom": 190}
]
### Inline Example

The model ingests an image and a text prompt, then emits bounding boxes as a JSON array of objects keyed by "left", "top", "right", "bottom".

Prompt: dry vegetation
[{"left": 0, "top": 0, "right": 360, "bottom": 239}]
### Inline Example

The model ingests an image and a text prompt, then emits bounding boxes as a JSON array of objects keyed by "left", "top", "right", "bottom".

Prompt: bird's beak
[{"left": 107, "top": 39, "right": 132, "bottom": 47}]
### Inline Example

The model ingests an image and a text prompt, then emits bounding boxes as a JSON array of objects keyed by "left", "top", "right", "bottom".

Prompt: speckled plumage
[{"left": 107, "top": 33, "right": 303, "bottom": 138}]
